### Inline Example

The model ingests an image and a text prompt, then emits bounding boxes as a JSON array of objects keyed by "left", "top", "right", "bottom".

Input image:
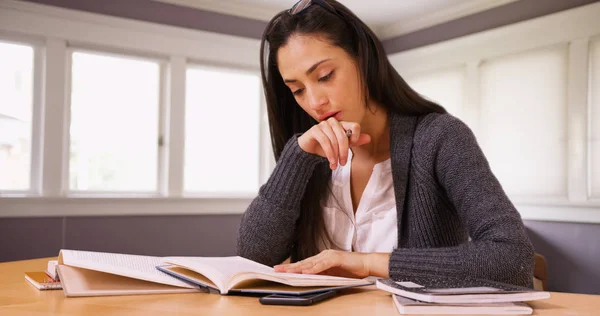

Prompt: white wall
[{"left": 390, "top": 2, "right": 600, "bottom": 223}]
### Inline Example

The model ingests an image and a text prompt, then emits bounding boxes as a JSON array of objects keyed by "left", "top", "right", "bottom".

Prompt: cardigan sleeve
[
  {"left": 236, "top": 134, "right": 327, "bottom": 267},
  {"left": 388, "top": 114, "right": 535, "bottom": 287}
]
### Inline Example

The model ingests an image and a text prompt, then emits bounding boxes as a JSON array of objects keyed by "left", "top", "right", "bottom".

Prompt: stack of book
[{"left": 376, "top": 277, "right": 551, "bottom": 315}]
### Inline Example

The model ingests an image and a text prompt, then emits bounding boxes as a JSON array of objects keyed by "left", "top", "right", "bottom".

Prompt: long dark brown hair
[{"left": 260, "top": 0, "right": 446, "bottom": 261}]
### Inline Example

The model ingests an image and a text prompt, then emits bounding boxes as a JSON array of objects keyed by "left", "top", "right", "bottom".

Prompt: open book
[
  {"left": 157, "top": 256, "right": 372, "bottom": 295},
  {"left": 57, "top": 249, "right": 372, "bottom": 297},
  {"left": 392, "top": 295, "right": 533, "bottom": 315},
  {"left": 376, "top": 277, "right": 550, "bottom": 304}
]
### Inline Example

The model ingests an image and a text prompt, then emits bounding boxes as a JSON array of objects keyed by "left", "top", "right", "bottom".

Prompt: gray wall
[
  {"left": 524, "top": 220, "right": 600, "bottom": 295},
  {"left": 382, "top": 0, "right": 600, "bottom": 53},
  {"left": 20, "top": 0, "right": 600, "bottom": 53},
  {"left": 1, "top": 216, "right": 599, "bottom": 294},
  {"left": 0, "top": 215, "right": 240, "bottom": 260},
  {"left": 20, "top": 0, "right": 268, "bottom": 40}
]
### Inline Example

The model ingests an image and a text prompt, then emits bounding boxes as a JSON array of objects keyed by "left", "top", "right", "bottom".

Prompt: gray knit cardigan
[{"left": 237, "top": 111, "right": 535, "bottom": 287}]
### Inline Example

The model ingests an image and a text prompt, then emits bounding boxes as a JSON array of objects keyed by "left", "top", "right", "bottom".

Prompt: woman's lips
[{"left": 319, "top": 111, "right": 341, "bottom": 121}]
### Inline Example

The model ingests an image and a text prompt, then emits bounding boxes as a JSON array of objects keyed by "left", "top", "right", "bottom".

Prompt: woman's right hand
[{"left": 297, "top": 118, "right": 371, "bottom": 170}]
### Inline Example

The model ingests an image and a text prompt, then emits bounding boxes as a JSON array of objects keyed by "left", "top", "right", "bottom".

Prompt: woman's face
[{"left": 277, "top": 34, "right": 366, "bottom": 124}]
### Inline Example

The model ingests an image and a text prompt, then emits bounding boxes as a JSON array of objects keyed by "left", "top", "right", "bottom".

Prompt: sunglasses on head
[
  {"left": 265, "top": 0, "right": 343, "bottom": 42},
  {"left": 288, "top": 0, "right": 342, "bottom": 18}
]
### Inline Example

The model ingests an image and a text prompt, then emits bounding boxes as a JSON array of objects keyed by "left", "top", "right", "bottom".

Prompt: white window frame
[
  {"left": 589, "top": 37, "right": 600, "bottom": 200},
  {"left": 0, "top": 33, "right": 44, "bottom": 196},
  {"left": 181, "top": 62, "right": 264, "bottom": 198},
  {"left": 389, "top": 2, "right": 600, "bottom": 223},
  {"left": 0, "top": 0, "right": 263, "bottom": 216},
  {"left": 65, "top": 46, "right": 168, "bottom": 197}
]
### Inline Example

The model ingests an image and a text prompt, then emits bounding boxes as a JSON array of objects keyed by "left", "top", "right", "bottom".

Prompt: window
[
  {"left": 405, "top": 67, "right": 465, "bottom": 118},
  {"left": 479, "top": 47, "right": 568, "bottom": 197},
  {"left": 69, "top": 51, "right": 161, "bottom": 192},
  {"left": 591, "top": 40, "right": 600, "bottom": 198},
  {"left": 185, "top": 66, "right": 261, "bottom": 194},
  {"left": 0, "top": 41, "right": 34, "bottom": 191}
]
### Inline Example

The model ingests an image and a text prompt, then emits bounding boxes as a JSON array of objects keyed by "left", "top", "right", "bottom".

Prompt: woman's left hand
[{"left": 273, "top": 250, "right": 390, "bottom": 279}]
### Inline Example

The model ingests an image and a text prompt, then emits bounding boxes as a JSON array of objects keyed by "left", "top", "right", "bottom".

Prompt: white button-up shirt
[{"left": 319, "top": 149, "right": 398, "bottom": 253}]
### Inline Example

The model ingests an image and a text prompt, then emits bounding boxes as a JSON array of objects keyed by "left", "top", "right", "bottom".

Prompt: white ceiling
[{"left": 153, "top": 0, "right": 520, "bottom": 39}]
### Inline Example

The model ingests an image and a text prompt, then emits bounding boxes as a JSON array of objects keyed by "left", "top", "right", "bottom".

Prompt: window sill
[
  {"left": 516, "top": 203, "right": 600, "bottom": 224},
  {"left": 0, "top": 195, "right": 254, "bottom": 217},
  {"left": 1, "top": 195, "right": 599, "bottom": 223}
]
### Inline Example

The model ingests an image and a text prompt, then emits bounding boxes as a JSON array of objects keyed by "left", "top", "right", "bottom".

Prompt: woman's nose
[{"left": 307, "top": 88, "right": 328, "bottom": 111}]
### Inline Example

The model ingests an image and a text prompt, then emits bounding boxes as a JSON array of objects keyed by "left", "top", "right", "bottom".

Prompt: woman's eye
[
  {"left": 319, "top": 71, "right": 333, "bottom": 82},
  {"left": 292, "top": 88, "right": 304, "bottom": 96}
]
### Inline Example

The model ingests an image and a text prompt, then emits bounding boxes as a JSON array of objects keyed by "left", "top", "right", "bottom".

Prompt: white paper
[{"left": 60, "top": 249, "right": 194, "bottom": 288}]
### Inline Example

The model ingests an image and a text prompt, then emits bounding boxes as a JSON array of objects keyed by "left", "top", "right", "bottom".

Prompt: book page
[
  {"left": 164, "top": 256, "right": 371, "bottom": 293},
  {"left": 166, "top": 256, "right": 363, "bottom": 280},
  {"left": 163, "top": 256, "right": 270, "bottom": 291},
  {"left": 59, "top": 249, "right": 194, "bottom": 288}
]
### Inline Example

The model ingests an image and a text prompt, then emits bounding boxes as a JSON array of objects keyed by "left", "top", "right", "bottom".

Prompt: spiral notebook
[
  {"left": 376, "top": 278, "right": 550, "bottom": 304},
  {"left": 392, "top": 295, "right": 533, "bottom": 315},
  {"left": 24, "top": 271, "right": 62, "bottom": 290}
]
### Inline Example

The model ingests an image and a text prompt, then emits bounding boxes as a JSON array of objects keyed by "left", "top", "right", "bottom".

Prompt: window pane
[
  {"left": 405, "top": 67, "right": 465, "bottom": 118},
  {"left": 591, "top": 40, "right": 600, "bottom": 198},
  {"left": 479, "top": 47, "right": 567, "bottom": 197},
  {"left": 69, "top": 51, "right": 160, "bottom": 191},
  {"left": 0, "top": 41, "right": 33, "bottom": 191},
  {"left": 185, "top": 67, "right": 260, "bottom": 193}
]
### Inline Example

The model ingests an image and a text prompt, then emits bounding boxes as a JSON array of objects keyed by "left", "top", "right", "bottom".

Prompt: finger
[
  {"left": 353, "top": 134, "right": 371, "bottom": 147},
  {"left": 276, "top": 250, "right": 332, "bottom": 273},
  {"left": 311, "top": 129, "right": 336, "bottom": 166},
  {"left": 273, "top": 264, "right": 290, "bottom": 272},
  {"left": 319, "top": 121, "right": 340, "bottom": 169},
  {"left": 327, "top": 118, "right": 350, "bottom": 166},
  {"left": 300, "top": 250, "right": 335, "bottom": 274},
  {"left": 284, "top": 260, "right": 316, "bottom": 273},
  {"left": 339, "top": 122, "right": 370, "bottom": 147},
  {"left": 302, "top": 259, "right": 334, "bottom": 275},
  {"left": 279, "top": 257, "right": 316, "bottom": 270},
  {"left": 339, "top": 122, "right": 361, "bottom": 144}
]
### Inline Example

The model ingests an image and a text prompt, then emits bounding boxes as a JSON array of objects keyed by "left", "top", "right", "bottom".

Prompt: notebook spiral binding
[
  {"left": 39, "top": 279, "right": 62, "bottom": 290},
  {"left": 24, "top": 272, "right": 63, "bottom": 290}
]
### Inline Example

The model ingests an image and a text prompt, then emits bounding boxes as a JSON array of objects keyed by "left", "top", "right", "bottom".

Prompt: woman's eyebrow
[{"left": 284, "top": 58, "right": 331, "bottom": 83}]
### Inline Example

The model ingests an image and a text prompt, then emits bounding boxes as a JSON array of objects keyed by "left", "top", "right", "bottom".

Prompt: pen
[{"left": 346, "top": 129, "right": 354, "bottom": 157}]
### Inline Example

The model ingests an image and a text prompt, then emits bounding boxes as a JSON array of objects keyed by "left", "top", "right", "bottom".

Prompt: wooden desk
[{"left": 1, "top": 258, "right": 598, "bottom": 315}]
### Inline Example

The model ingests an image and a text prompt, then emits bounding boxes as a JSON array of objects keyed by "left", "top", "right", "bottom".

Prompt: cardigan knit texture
[{"left": 237, "top": 111, "right": 535, "bottom": 287}]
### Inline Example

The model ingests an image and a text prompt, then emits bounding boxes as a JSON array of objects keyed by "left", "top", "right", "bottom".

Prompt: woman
[{"left": 237, "top": 0, "right": 534, "bottom": 287}]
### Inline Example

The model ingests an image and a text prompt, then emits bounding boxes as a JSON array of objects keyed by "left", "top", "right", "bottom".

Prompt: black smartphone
[{"left": 259, "top": 290, "right": 337, "bottom": 306}]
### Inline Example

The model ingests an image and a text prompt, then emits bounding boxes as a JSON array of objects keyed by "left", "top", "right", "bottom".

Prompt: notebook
[
  {"left": 24, "top": 272, "right": 62, "bottom": 290},
  {"left": 376, "top": 277, "right": 550, "bottom": 304},
  {"left": 392, "top": 295, "right": 533, "bottom": 315},
  {"left": 56, "top": 249, "right": 372, "bottom": 297}
]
